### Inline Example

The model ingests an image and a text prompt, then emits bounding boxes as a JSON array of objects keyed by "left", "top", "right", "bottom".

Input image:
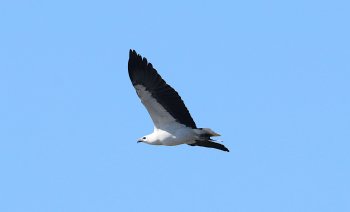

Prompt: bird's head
[
  {"left": 137, "top": 134, "right": 160, "bottom": 145},
  {"left": 137, "top": 136, "right": 148, "bottom": 143}
]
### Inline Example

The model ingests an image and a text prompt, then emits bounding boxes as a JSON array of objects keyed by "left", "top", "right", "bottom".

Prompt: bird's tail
[
  {"left": 195, "top": 128, "right": 221, "bottom": 137},
  {"left": 190, "top": 128, "right": 229, "bottom": 152}
]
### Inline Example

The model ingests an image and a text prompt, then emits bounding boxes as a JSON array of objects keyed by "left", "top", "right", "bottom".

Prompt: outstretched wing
[{"left": 128, "top": 49, "right": 197, "bottom": 129}]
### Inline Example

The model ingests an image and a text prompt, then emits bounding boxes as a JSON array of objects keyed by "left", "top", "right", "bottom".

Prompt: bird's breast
[{"left": 155, "top": 128, "right": 195, "bottom": 146}]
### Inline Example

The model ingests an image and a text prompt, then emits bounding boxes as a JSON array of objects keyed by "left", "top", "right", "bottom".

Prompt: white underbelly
[{"left": 156, "top": 128, "right": 195, "bottom": 146}]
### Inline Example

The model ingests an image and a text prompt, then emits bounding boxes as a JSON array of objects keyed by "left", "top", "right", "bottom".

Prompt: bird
[{"left": 128, "top": 49, "right": 229, "bottom": 152}]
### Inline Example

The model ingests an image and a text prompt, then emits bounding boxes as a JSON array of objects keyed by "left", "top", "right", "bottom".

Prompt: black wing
[{"left": 128, "top": 49, "right": 197, "bottom": 129}]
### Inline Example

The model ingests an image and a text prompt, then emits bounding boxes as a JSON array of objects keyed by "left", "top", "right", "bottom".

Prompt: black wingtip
[
  {"left": 128, "top": 50, "right": 153, "bottom": 73},
  {"left": 127, "top": 49, "right": 198, "bottom": 129},
  {"left": 128, "top": 49, "right": 143, "bottom": 63},
  {"left": 218, "top": 145, "right": 230, "bottom": 152},
  {"left": 129, "top": 49, "right": 137, "bottom": 58},
  {"left": 128, "top": 49, "right": 141, "bottom": 68},
  {"left": 189, "top": 141, "right": 230, "bottom": 152}
]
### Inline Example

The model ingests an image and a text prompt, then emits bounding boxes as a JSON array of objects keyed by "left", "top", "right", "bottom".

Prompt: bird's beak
[{"left": 137, "top": 139, "right": 142, "bottom": 143}]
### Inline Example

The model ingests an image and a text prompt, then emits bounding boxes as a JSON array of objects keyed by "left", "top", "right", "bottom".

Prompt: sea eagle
[{"left": 128, "top": 50, "right": 229, "bottom": 152}]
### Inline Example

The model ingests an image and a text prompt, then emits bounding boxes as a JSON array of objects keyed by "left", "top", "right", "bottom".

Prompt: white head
[
  {"left": 137, "top": 136, "right": 148, "bottom": 143},
  {"left": 137, "top": 133, "right": 160, "bottom": 145}
]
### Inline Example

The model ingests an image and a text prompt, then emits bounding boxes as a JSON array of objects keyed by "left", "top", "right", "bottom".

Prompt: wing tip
[
  {"left": 129, "top": 49, "right": 137, "bottom": 57},
  {"left": 190, "top": 141, "right": 230, "bottom": 152},
  {"left": 129, "top": 49, "right": 138, "bottom": 61},
  {"left": 128, "top": 49, "right": 154, "bottom": 73}
]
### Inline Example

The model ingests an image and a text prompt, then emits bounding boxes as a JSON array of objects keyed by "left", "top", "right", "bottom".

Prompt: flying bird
[{"left": 128, "top": 50, "right": 229, "bottom": 152}]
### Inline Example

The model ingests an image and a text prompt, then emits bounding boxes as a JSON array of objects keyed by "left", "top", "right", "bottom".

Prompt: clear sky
[{"left": 1, "top": 0, "right": 349, "bottom": 211}]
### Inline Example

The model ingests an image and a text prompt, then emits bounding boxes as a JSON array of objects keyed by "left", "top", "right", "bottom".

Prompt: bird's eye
[{"left": 143, "top": 137, "right": 146, "bottom": 140}]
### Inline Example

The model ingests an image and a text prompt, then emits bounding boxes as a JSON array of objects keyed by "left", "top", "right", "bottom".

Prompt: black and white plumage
[{"left": 128, "top": 50, "right": 229, "bottom": 152}]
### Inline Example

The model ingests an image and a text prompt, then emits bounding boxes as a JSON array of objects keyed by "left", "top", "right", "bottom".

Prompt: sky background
[{"left": 1, "top": 0, "right": 349, "bottom": 211}]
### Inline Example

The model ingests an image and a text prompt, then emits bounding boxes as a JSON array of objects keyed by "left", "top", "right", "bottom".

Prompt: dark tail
[{"left": 190, "top": 128, "right": 229, "bottom": 152}]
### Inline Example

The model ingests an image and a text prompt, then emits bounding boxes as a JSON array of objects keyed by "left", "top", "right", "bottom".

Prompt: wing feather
[{"left": 128, "top": 49, "right": 197, "bottom": 129}]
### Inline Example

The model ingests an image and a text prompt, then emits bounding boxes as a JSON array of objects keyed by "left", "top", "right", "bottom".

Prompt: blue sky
[{"left": 1, "top": 0, "right": 349, "bottom": 211}]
